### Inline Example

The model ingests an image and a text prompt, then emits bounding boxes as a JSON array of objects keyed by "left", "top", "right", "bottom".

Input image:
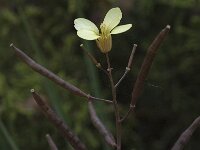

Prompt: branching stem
[
  {"left": 119, "top": 105, "right": 135, "bottom": 123},
  {"left": 115, "top": 44, "right": 137, "bottom": 88},
  {"left": 105, "top": 53, "right": 121, "bottom": 150},
  {"left": 10, "top": 44, "right": 112, "bottom": 104}
]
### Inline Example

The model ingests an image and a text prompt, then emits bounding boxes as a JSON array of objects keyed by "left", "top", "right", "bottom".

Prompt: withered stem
[
  {"left": 131, "top": 25, "right": 170, "bottom": 107},
  {"left": 31, "top": 89, "right": 87, "bottom": 150},
  {"left": 115, "top": 70, "right": 129, "bottom": 88},
  {"left": 119, "top": 105, "right": 135, "bottom": 123},
  {"left": 171, "top": 116, "right": 200, "bottom": 150},
  {"left": 88, "top": 101, "right": 116, "bottom": 148},
  {"left": 80, "top": 44, "right": 108, "bottom": 75},
  {"left": 10, "top": 44, "right": 112, "bottom": 104},
  {"left": 115, "top": 44, "right": 137, "bottom": 88},
  {"left": 105, "top": 53, "right": 121, "bottom": 150}
]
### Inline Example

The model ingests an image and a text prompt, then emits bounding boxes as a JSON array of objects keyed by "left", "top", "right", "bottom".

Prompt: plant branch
[
  {"left": 171, "top": 116, "right": 200, "bottom": 150},
  {"left": 10, "top": 44, "right": 112, "bottom": 104},
  {"left": 88, "top": 101, "right": 116, "bottom": 148},
  {"left": 131, "top": 25, "right": 170, "bottom": 107},
  {"left": 46, "top": 134, "right": 58, "bottom": 150},
  {"left": 105, "top": 53, "right": 121, "bottom": 150},
  {"left": 89, "top": 96, "right": 113, "bottom": 104},
  {"left": 115, "top": 44, "right": 137, "bottom": 88},
  {"left": 80, "top": 44, "right": 108, "bottom": 75},
  {"left": 119, "top": 105, "right": 135, "bottom": 123},
  {"left": 31, "top": 89, "right": 87, "bottom": 150}
]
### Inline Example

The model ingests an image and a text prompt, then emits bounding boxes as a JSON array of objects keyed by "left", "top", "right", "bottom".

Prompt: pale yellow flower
[{"left": 74, "top": 7, "right": 132, "bottom": 53}]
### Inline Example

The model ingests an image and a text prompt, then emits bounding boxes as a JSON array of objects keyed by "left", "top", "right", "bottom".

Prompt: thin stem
[
  {"left": 46, "top": 134, "right": 58, "bottom": 150},
  {"left": 171, "top": 116, "right": 200, "bottom": 150},
  {"left": 88, "top": 101, "right": 116, "bottom": 148},
  {"left": 31, "top": 89, "right": 87, "bottom": 150},
  {"left": 119, "top": 105, "right": 135, "bottom": 123},
  {"left": 115, "top": 44, "right": 137, "bottom": 88},
  {"left": 131, "top": 25, "right": 170, "bottom": 107},
  {"left": 10, "top": 44, "right": 112, "bottom": 104},
  {"left": 127, "top": 44, "right": 137, "bottom": 69},
  {"left": 105, "top": 53, "right": 121, "bottom": 150},
  {"left": 80, "top": 44, "right": 100, "bottom": 67},
  {"left": 80, "top": 44, "right": 108, "bottom": 75},
  {"left": 115, "top": 70, "right": 129, "bottom": 88},
  {"left": 89, "top": 96, "right": 113, "bottom": 104}
]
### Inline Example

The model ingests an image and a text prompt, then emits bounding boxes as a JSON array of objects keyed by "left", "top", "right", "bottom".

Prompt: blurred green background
[{"left": 0, "top": 0, "right": 199, "bottom": 149}]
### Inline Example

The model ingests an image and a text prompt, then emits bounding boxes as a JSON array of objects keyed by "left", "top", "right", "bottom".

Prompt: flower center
[
  {"left": 95, "top": 24, "right": 112, "bottom": 53},
  {"left": 100, "top": 23, "right": 110, "bottom": 37}
]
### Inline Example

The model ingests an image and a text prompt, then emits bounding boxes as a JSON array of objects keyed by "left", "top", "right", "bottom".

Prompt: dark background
[{"left": 0, "top": 0, "right": 199, "bottom": 149}]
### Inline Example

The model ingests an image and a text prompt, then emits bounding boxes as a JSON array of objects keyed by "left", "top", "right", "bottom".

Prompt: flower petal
[
  {"left": 77, "top": 30, "right": 100, "bottom": 40},
  {"left": 103, "top": 7, "right": 122, "bottom": 31},
  {"left": 111, "top": 24, "right": 132, "bottom": 34},
  {"left": 74, "top": 18, "right": 99, "bottom": 34}
]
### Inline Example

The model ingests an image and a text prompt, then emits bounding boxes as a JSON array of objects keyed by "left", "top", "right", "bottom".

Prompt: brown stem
[
  {"left": 10, "top": 44, "right": 112, "bottom": 104},
  {"left": 131, "top": 25, "right": 170, "bottom": 107},
  {"left": 90, "top": 96, "right": 113, "bottom": 104},
  {"left": 171, "top": 116, "right": 200, "bottom": 150},
  {"left": 119, "top": 105, "right": 135, "bottom": 123},
  {"left": 115, "top": 70, "right": 129, "bottom": 88},
  {"left": 80, "top": 44, "right": 108, "bottom": 75},
  {"left": 127, "top": 44, "right": 137, "bottom": 69},
  {"left": 88, "top": 101, "right": 116, "bottom": 148},
  {"left": 105, "top": 53, "right": 121, "bottom": 150},
  {"left": 46, "top": 134, "right": 58, "bottom": 150},
  {"left": 115, "top": 44, "right": 137, "bottom": 88},
  {"left": 31, "top": 89, "right": 87, "bottom": 150}
]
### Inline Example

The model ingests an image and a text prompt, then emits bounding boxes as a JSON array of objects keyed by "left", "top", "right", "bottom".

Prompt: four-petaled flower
[{"left": 74, "top": 7, "right": 132, "bottom": 53}]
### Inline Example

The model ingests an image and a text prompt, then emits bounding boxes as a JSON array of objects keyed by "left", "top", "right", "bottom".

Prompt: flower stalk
[
  {"left": 74, "top": 7, "right": 133, "bottom": 150},
  {"left": 105, "top": 53, "right": 122, "bottom": 150}
]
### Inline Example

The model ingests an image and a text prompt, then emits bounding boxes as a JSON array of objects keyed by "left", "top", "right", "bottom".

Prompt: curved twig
[
  {"left": 88, "top": 101, "right": 116, "bottom": 148},
  {"left": 131, "top": 25, "right": 170, "bottom": 107},
  {"left": 171, "top": 116, "right": 200, "bottom": 150},
  {"left": 31, "top": 89, "right": 87, "bottom": 150},
  {"left": 10, "top": 44, "right": 112, "bottom": 104}
]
